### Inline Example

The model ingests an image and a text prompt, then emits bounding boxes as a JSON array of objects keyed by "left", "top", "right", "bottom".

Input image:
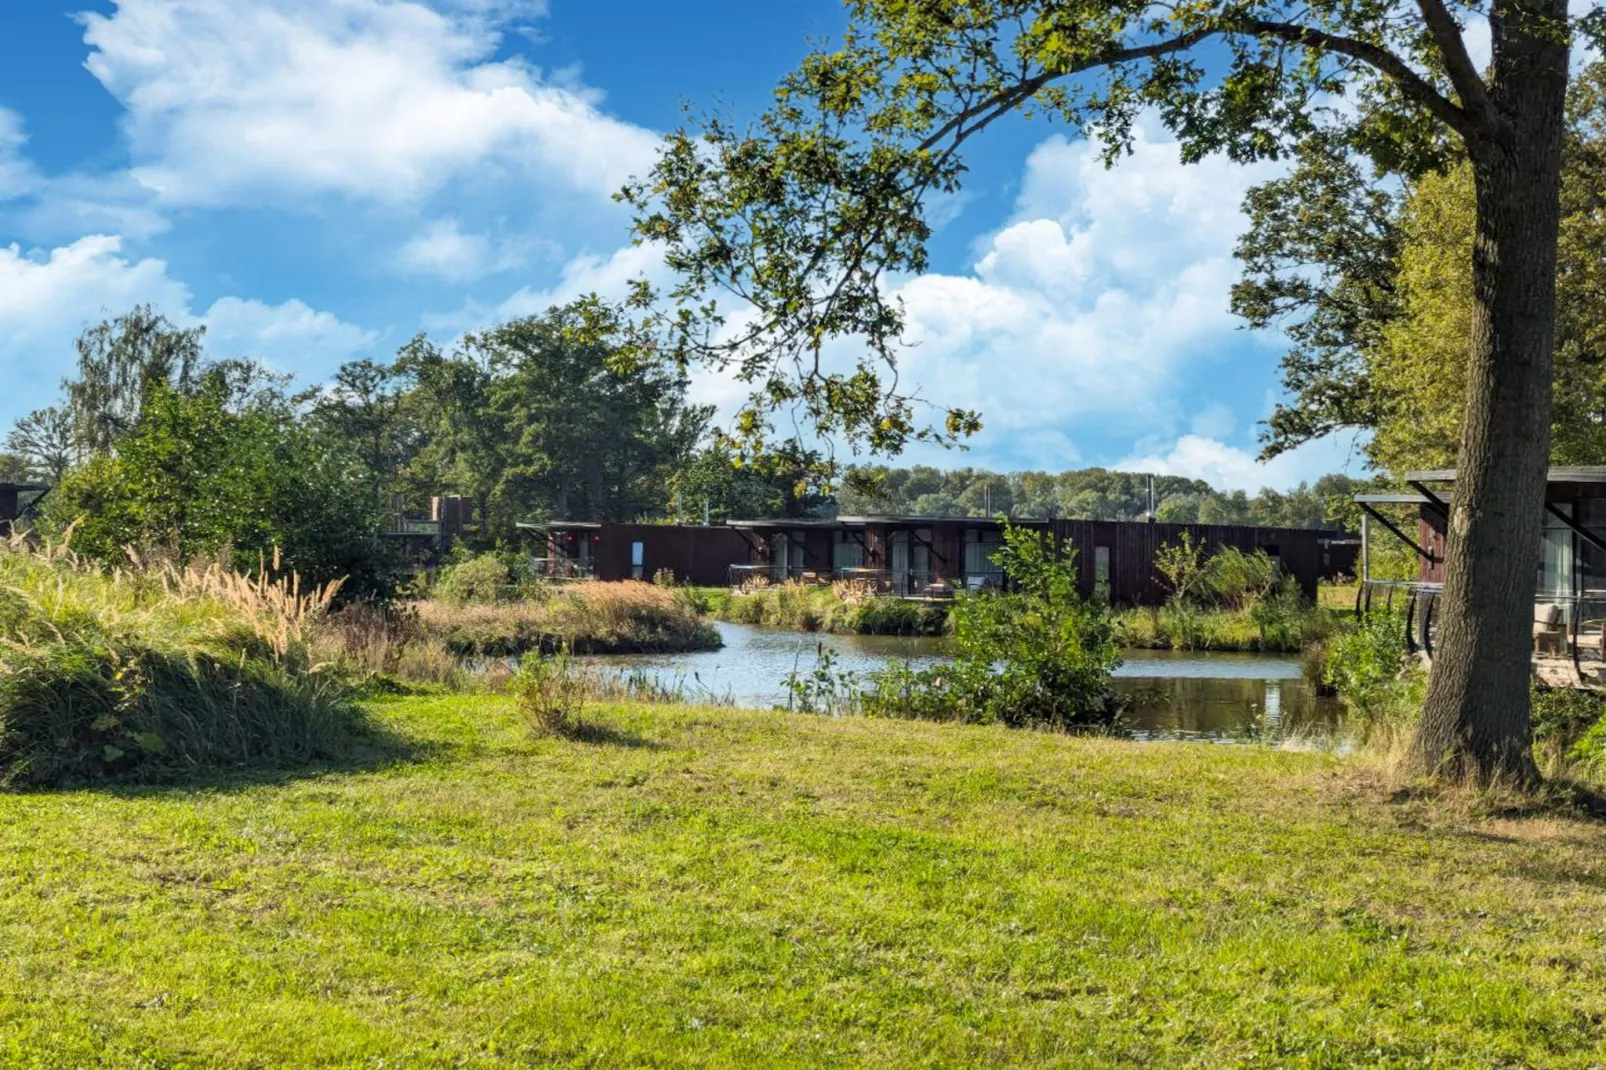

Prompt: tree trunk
[{"left": 1410, "top": 11, "right": 1569, "bottom": 784}]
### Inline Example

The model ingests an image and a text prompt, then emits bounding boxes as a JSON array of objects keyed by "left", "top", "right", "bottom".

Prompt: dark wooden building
[
  {"left": 1354, "top": 467, "right": 1606, "bottom": 684},
  {"left": 730, "top": 515, "right": 1347, "bottom": 605},
  {"left": 540, "top": 521, "right": 752, "bottom": 586}
]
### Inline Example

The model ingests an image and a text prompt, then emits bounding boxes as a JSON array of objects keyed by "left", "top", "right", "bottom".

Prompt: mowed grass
[{"left": 4, "top": 699, "right": 1606, "bottom": 1067}]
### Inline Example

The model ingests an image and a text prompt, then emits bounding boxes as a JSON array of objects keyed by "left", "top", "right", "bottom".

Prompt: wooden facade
[
  {"left": 732, "top": 515, "right": 1348, "bottom": 605},
  {"left": 543, "top": 522, "right": 752, "bottom": 586}
]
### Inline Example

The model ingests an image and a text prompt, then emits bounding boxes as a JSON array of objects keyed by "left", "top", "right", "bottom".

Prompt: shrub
[
  {"left": 511, "top": 655, "right": 587, "bottom": 738},
  {"left": 1321, "top": 607, "right": 1422, "bottom": 736},
  {"left": 1206, "top": 547, "right": 1281, "bottom": 610},
  {"left": 435, "top": 554, "right": 513, "bottom": 605},
  {"left": 1154, "top": 532, "right": 1211, "bottom": 604},
  {"left": 717, "top": 583, "right": 947, "bottom": 636},
  {"left": 863, "top": 523, "right": 1121, "bottom": 731},
  {"left": 1531, "top": 686, "right": 1606, "bottom": 769}
]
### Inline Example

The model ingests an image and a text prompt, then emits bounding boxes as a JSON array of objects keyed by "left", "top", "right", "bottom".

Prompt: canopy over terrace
[
  {"left": 1354, "top": 468, "right": 1606, "bottom": 685},
  {"left": 0, "top": 483, "right": 51, "bottom": 537}
]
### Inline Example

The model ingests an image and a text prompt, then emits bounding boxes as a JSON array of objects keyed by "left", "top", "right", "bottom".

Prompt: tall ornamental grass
[{"left": 0, "top": 538, "right": 363, "bottom": 786}]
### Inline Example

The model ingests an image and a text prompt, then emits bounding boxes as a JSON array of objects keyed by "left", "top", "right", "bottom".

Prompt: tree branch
[
  {"left": 1242, "top": 19, "right": 1480, "bottom": 141},
  {"left": 1411, "top": 0, "right": 1500, "bottom": 126},
  {"left": 908, "top": 20, "right": 1476, "bottom": 156}
]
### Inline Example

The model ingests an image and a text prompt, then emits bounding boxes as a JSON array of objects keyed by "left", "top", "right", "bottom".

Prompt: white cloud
[
  {"left": 0, "top": 235, "right": 191, "bottom": 397},
  {"left": 396, "top": 217, "right": 532, "bottom": 282},
  {"left": 80, "top": 0, "right": 660, "bottom": 207},
  {"left": 0, "top": 108, "right": 40, "bottom": 202},
  {"left": 425, "top": 240, "right": 666, "bottom": 333},
  {"left": 201, "top": 296, "right": 378, "bottom": 375},
  {"left": 1116, "top": 432, "right": 1368, "bottom": 493},
  {"left": 882, "top": 125, "right": 1286, "bottom": 466},
  {"left": 0, "top": 235, "right": 373, "bottom": 420}
]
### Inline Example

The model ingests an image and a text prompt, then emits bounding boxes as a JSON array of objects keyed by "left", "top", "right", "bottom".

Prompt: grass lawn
[{"left": 4, "top": 699, "right": 1606, "bottom": 1067}]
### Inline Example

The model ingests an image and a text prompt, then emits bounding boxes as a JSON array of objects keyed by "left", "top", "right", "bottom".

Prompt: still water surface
[{"left": 584, "top": 621, "right": 1342, "bottom": 742}]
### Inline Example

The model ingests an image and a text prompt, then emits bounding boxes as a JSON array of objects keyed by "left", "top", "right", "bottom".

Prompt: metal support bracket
[
  {"left": 1545, "top": 502, "right": 1606, "bottom": 555},
  {"left": 1358, "top": 503, "right": 1436, "bottom": 564}
]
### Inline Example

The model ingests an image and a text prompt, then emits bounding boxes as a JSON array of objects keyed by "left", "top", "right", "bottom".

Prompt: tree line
[{"left": 837, "top": 466, "right": 1363, "bottom": 530}]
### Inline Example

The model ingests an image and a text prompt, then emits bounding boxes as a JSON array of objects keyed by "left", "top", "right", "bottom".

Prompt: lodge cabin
[
  {"left": 523, "top": 513, "right": 1351, "bottom": 606},
  {"left": 535, "top": 520, "right": 751, "bottom": 586},
  {"left": 1354, "top": 467, "right": 1606, "bottom": 687},
  {"left": 728, "top": 515, "right": 1352, "bottom": 606}
]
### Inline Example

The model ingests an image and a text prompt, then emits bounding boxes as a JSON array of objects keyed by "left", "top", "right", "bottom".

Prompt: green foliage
[
  {"left": 838, "top": 463, "right": 1356, "bottom": 529},
  {"left": 863, "top": 523, "right": 1121, "bottom": 730},
  {"left": 616, "top": 0, "right": 1571, "bottom": 462},
  {"left": 41, "top": 377, "right": 400, "bottom": 600},
  {"left": 511, "top": 655, "right": 587, "bottom": 739},
  {"left": 780, "top": 646, "right": 863, "bottom": 717},
  {"left": 1530, "top": 687, "right": 1606, "bottom": 769},
  {"left": 1205, "top": 547, "right": 1281, "bottom": 610},
  {"left": 1114, "top": 600, "right": 1336, "bottom": 654},
  {"left": 718, "top": 583, "right": 948, "bottom": 636},
  {"left": 1245, "top": 62, "right": 1606, "bottom": 469},
  {"left": 1155, "top": 531, "right": 1211, "bottom": 603},
  {"left": 434, "top": 554, "right": 516, "bottom": 605},
  {"left": 1322, "top": 608, "right": 1423, "bottom": 734}
]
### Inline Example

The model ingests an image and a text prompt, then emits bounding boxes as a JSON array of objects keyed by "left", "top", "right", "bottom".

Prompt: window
[
  {"left": 631, "top": 541, "right": 645, "bottom": 581},
  {"left": 833, "top": 529, "right": 865, "bottom": 572},
  {"left": 1539, "top": 505, "right": 1574, "bottom": 600},
  {"left": 1094, "top": 546, "right": 1110, "bottom": 600},
  {"left": 963, "top": 528, "right": 1003, "bottom": 579}
]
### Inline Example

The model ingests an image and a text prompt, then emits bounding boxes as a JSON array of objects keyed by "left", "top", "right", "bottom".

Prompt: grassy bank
[
  {"left": 711, "top": 582, "right": 950, "bottom": 636},
  {"left": 709, "top": 581, "right": 1340, "bottom": 653},
  {"left": 1113, "top": 601, "right": 1340, "bottom": 654},
  {"left": 416, "top": 581, "right": 720, "bottom": 656},
  {"left": 5, "top": 696, "right": 1606, "bottom": 1065},
  {"left": 0, "top": 539, "right": 368, "bottom": 786},
  {"left": 323, "top": 582, "right": 720, "bottom": 689}
]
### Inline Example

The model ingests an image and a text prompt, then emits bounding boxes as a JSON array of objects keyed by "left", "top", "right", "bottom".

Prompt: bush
[
  {"left": 717, "top": 582, "right": 948, "bottom": 636},
  {"left": 1531, "top": 687, "right": 1606, "bottom": 770},
  {"left": 511, "top": 656, "right": 587, "bottom": 738},
  {"left": 1206, "top": 547, "right": 1280, "bottom": 610},
  {"left": 1321, "top": 607, "right": 1422, "bottom": 736},
  {"left": 863, "top": 523, "right": 1121, "bottom": 730},
  {"left": 435, "top": 554, "right": 513, "bottom": 605}
]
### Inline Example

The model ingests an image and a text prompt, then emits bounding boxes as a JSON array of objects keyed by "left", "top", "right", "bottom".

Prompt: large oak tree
[{"left": 623, "top": 0, "right": 1592, "bottom": 783}]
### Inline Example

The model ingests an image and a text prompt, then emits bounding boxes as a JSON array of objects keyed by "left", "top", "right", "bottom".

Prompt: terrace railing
[
  {"left": 728, "top": 563, "right": 811, "bottom": 589},
  {"left": 533, "top": 557, "right": 596, "bottom": 581},
  {"left": 1360, "top": 579, "right": 1606, "bottom": 685}
]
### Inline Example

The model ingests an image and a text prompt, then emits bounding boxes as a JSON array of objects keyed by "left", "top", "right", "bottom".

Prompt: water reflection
[{"left": 581, "top": 621, "right": 1343, "bottom": 742}]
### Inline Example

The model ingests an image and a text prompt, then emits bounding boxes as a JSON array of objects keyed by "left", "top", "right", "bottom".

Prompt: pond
[{"left": 583, "top": 621, "right": 1343, "bottom": 742}]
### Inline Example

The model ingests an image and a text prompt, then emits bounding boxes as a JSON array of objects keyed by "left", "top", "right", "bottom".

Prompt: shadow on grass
[
  {"left": 15, "top": 721, "right": 439, "bottom": 798},
  {"left": 563, "top": 720, "right": 661, "bottom": 749}
]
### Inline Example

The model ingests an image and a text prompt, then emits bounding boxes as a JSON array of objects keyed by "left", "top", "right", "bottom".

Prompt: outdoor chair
[{"left": 1534, "top": 602, "right": 1567, "bottom": 655}]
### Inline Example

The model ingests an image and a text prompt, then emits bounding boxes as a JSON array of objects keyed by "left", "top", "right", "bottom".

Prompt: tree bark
[{"left": 1409, "top": 3, "right": 1569, "bottom": 784}]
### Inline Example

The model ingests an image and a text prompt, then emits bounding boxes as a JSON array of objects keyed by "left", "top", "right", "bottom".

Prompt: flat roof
[
  {"left": 0, "top": 483, "right": 49, "bottom": 492},
  {"left": 518, "top": 520, "right": 603, "bottom": 531},
  {"left": 1354, "top": 493, "right": 1435, "bottom": 505},
  {"left": 726, "top": 518, "right": 844, "bottom": 530},
  {"left": 837, "top": 514, "right": 1050, "bottom": 526},
  {"left": 1407, "top": 466, "right": 1606, "bottom": 484}
]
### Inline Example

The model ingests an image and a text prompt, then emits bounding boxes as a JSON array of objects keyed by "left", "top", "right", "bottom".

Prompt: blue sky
[{"left": 0, "top": 0, "right": 1368, "bottom": 491}]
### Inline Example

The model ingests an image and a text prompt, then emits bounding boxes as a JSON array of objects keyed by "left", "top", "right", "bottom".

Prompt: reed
[{"left": 0, "top": 534, "right": 364, "bottom": 785}]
